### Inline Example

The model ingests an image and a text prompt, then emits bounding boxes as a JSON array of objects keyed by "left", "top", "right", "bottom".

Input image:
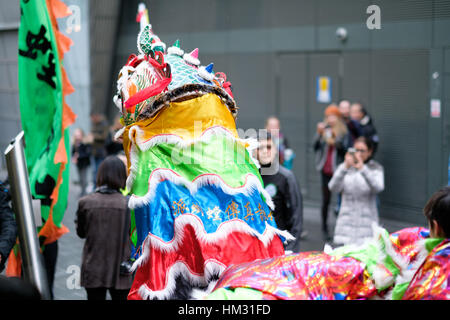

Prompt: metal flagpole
[{"left": 4, "top": 131, "right": 51, "bottom": 300}]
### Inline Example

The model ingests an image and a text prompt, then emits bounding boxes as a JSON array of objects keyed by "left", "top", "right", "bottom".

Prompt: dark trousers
[
  {"left": 77, "top": 166, "right": 89, "bottom": 197},
  {"left": 42, "top": 240, "right": 58, "bottom": 300},
  {"left": 86, "top": 287, "right": 129, "bottom": 300},
  {"left": 320, "top": 171, "right": 333, "bottom": 233}
]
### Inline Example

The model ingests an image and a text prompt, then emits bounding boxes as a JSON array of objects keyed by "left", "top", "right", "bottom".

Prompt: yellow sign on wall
[{"left": 317, "top": 76, "right": 332, "bottom": 103}]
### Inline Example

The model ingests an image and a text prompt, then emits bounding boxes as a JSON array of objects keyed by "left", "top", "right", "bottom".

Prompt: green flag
[{"left": 18, "top": 0, "right": 76, "bottom": 245}]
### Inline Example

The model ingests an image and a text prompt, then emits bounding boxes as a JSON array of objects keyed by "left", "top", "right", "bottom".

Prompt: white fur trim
[
  {"left": 394, "top": 239, "right": 428, "bottom": 284},
  {"left": 131, "top": 214, "right": 293, "bottom": 273},
  {"left": 371, "top": 266, "right": 395, "bottom": 291},
  {"left": 242, "top": 138, "right": 261, "bottom": 169},
  {"left": 136, "top": 260, "right": 226, "bottom": 300},
  {"left": 125, "top": 142, "right": 140, "bottom": 196},
  {"left": 114, "top": 127, "right": 125, "bottom": 141},
  {"left": 191, "top": 280, "right": 218, "bottom": 300},
  {"left": 125, "top": 125, "right": 274, "bottom": 209},
  {"left": 242, "top": 137, "right": 260, "bottom": 152},
  {"left": 323, "top": 243, "right": 333, "bottom": 254},
  {"left": 116, "top": 66, "right": 136, "bottom": 96},
  {"left": 383, "top": 238, "right": 429, "bottom": 300},
  {"left": 151, "top": 41, "right": 166, "bottom": 51},
  {"left": 329, "top": 224, "right": 430, "bottom": 299},
  {"left": 167, "top": 46, "right": 184, "bottom": 56},
  {"left": 198, "top": 66, "right": 215, "bottom": 82},
  {"left": 130, "top": 124, "right": 240, "bottom": 152},
  {"left": 370, "top": 224, "right": 398, "bottom": 290},
  {"left": 183, "top": 53, "right": 200, "bottom": 66},
  {"left": 126, "top": 125, "right": 256, "bottom": 179},
  {"left": 370, "top": 223, "right": 430, "bottom": 299},
  {"left": 329, "top": 224, "right": 404, "bottom": 291},
  {"left": 132, "top": 219, "right": 292, "bottom": 300},
  {"left": 373, "top": 223, "right": 409, "bottom": 271},
  {"left": 113, "top": 94, "right": 122, "bottom": 110},
  {"left": 127, "top": 168, "right": 274, "bottom": 211}
]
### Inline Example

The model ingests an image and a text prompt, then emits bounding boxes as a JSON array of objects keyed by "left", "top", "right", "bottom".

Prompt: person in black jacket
[
  {"left": 0, "top": 180, "right": 41, "bottom": 300},
  {"left": 0, "top": 180, "right": 17, "bottom": 273},
  {"left": 75, "top": 156, "right": 133, "bottom": 300},
  {"left": 72, "top": 128, "right": 92, "bottom": 197},
  {"left": 256, "top": 132, "right": 304, "bottom": 252},
  {"left": 338, "top": 99, "right": 362, "bottom": 148},
  {"left": 350, "top": 102, "right": 379, "bottom": 155}
]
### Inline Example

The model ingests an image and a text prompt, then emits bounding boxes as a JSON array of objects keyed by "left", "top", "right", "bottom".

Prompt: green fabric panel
[
  {"left": 330, "top": 229, "right": 401, "bottom": 291},
  {"left": 131, "top": 136, "right": 261, "bottom": 196},
  {"left": 391, "top": 282, "right": 410, "bottom": 300},
  {"left": 18, "top": 0, "right": 70, "bottom": 228},
  {"left": 425, "top": 237, "right": 444, "bottom": 252}
]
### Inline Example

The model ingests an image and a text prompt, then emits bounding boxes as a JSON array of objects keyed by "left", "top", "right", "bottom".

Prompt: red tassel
[
  {"left": 124, "top": 77, "right": 172, "bottom": 109},
  {"left": 223, "top": 81, "right": 234, "bottom": 99}
]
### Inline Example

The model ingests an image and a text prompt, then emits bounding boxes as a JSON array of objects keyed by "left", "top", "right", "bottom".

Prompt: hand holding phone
[
  {"left": 317, "top": 122, "right": 326, "bottom": 134},
  {"left": 348, "top": 147, "right": 357, "bottom": 163},
  {"left": 344, "top": 149, "right": 356, "bottom": 169}
]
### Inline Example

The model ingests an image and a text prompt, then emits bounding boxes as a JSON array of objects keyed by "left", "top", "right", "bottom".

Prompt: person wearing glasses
[{"left": 328, "top": 136, "right": 384, "bottom": 246}]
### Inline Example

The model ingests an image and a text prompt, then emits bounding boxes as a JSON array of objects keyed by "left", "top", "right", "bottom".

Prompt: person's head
[
  {"left": 96, "top": 155, "right": 127, "bottom": 191},
  {"left": 90, "top": 112, "right": 104, "bottom": 124},
  {"left": 73, "top": 128, "right": 84, "bottom": 143},
  {"left": 256, "top": 132, "right": 277, "bottom": 166},
  {"left": 265, "top": 116, "right": 280, "bottom": 138},
  {"left": 324, "top": 104, "right": 341, "bottom": 127},
  {"left": 423, "top": 186, "right": 450, "bottom": 238},
  {"left": 353, "top": 136, "right": 374, "bottom": 163},
  {"left": 350, "top": 102, "right": 366, "bottom": 122},
  {"left": 338, "top": 100, "right": 351, "bottom": 119}
]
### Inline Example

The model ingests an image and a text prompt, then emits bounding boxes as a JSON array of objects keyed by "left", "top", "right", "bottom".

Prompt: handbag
[{"left": 119, "top": 260, "right": 134, "bottom": 276}]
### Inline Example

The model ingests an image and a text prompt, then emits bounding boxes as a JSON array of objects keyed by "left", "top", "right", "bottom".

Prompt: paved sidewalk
[{"left": 52, "top": 182, "right": 87, "bottom": 300}]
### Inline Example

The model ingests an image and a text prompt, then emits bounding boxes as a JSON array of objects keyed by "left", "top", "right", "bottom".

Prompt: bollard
[{"left": 4, "top": 131, "right": 51, "bottom": 300}]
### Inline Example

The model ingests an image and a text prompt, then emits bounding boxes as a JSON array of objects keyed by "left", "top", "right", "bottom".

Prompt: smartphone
[{"left": 348, "top": 147, "right": 357, "bottom": 163}]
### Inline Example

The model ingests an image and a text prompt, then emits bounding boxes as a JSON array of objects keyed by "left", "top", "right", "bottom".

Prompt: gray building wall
[
  {"left": 0, "top": 0, "right": 91, "bottom": 181},
  {"left": 110, "top": 0, "right": 450, "bottom": 224},
  {"left": 0, "top": 0, "right": 21, "bottom": 169},
  {"left": 89, "top": 0, "right": 121, "bottom": 119},
  {"left": 62, "top": 0, "right": 91, "bottom": 136}
]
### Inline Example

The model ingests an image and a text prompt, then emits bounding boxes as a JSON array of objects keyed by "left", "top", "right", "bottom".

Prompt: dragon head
[{"left": 114, "top": 22, "right": 236, "bottom": 126}]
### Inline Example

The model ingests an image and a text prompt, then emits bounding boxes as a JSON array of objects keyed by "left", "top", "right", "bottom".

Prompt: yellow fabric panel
[{"left": 123, "top": 93, "right": 239, "bottom": 163}]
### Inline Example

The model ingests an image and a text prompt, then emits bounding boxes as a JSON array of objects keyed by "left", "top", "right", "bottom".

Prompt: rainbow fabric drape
[{"left": 208, "top": 226, "right": 450, "bottom": 300}]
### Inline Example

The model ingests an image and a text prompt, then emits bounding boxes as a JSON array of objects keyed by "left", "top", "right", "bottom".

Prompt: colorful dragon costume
[
  {"left": 207, "top": 225, "right": 449, "bottom": 300},
  {"left": 113, "top": 14, "right": 291, "bottom": 300}
]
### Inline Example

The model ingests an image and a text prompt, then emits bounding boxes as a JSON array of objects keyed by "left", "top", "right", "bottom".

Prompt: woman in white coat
[{"left": 328, "top": 136, "right": 384, "bottom": 246}]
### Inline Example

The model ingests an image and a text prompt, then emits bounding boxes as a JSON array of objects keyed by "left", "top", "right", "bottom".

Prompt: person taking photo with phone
[
  {"left": 328, "top": 136, "right": 384, "bottom": 246},
  {"left": 313, "top": 104, "right": 350, "bottom": 241}
]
